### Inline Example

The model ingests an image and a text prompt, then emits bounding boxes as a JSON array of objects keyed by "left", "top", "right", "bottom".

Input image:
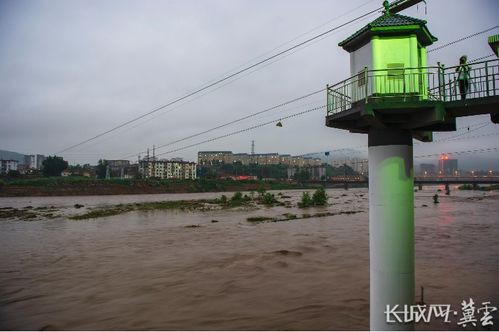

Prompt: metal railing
[{"left": 326, "top": 59, "right": 499, "bottom": 116}]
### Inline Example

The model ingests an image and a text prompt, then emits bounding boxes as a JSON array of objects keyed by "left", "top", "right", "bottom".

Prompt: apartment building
[
  {"left": 0, "top": 159, "right": 18, "bottom": 174},
  {"left": 139, "top": 159, "right": 197, "bottom": 179},
  {"left": 197, "top": 151, "right": 232, "bottom": 165},
  {"left": 198, "top": 151, "right": 321, "bottom": 167}
]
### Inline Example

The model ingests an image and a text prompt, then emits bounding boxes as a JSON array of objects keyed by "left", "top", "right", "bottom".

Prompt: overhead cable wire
[
  {"left": 414, "top": 147, "right": 499, "bottom": 159},
  {"left": 427, "top": 25, "right": 499, "bottom": 53},
  {"left": 119, "top": 88, "right": 325, "bottom": 159},
  {"left": 184, "top": 0, "right": 378, "bottom": 90},
  {"left": 154, "top": 105, "right": 327, "bottom": 157},
  {"left": 115, "top": 14, "right": 379, "bottom": 159},
  {"left": 469, "top": 54, "right": 496, "bottom": 63},
  {"left": 413, "top": 123, "right": 491, "bottom": 146},
  {"left": 299, "top": 121, "right": 496, "bottom": 157},
  {"left": 55, "top": 5, "right": 383, "bottom": 155}
]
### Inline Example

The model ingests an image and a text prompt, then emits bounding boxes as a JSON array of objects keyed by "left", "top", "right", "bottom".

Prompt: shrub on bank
[
  {"left": 312, "top": 187, "right": 328, "bottom": 206},
  {"left": 298, "top": 191, "right": 313, "bottom": 208},
  {"left": 298, "top": 187, "right": 328, "bottom": 208}
]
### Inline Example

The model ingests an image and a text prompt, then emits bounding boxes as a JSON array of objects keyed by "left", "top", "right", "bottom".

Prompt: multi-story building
[
  {"left": 0, "top": 159, "right": 19, "bottom": 174},
  {"left": 29, "top": 154, "right": 46, "bottom": 170},
  {"left": 182, "top": 162, "right": 197, "bottom": 179},
  {"left": 309, "top": 165, "right": 327, "bottom": 180},
  {"left": 331, "top": 158, "right": 369, "bottom": 175},
  {"left": 419, "top": 163, "right": 436, "bottom": 176},
  {"left": 287, "top": 165, "right": 326, "bottom": 180},
  {"left": 279, "top": 154, "right": 291, "bottom": 165},
  {"left": 198, "top": 151, "right": 321, "bottom": 167},
  {"left": 232, "top": 153, "right": 251, "bottom": 165},
  {"left": 438, "top": 154, "right": 458, "bottom": 175},
  {"left": 197, "top": 151, "right": 232, "bottom": 165},
  {"left": 139, "top": 159, "right": 197, "bottom": 180},
  {"left": 255, "top": 153, "right": 280, "bottom": 165},
  {"left": 290, "top": 156, "right": 305, "bottom": 167},
  {"left": 106, "top": 160, "right": 130, "bottom": 178},
  {"left": 350, "top": 158, "right": 369, "bottom": 175}
]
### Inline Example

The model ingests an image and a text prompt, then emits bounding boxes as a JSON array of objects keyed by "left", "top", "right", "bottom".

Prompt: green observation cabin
[{"left": 326, "top": 2, "right": 499, "bottom": 140}]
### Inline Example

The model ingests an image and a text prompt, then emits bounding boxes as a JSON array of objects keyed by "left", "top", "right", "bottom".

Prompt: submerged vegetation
[
  {"left": 69, "top": 191, "right": 285, "bottom": 220},
  {"left": 246, "top": 210, "right": 363, "bottom": 224},
  {"left": 298, "top": 187, "right": 328, "bottom": 208},
  {"left": 69, "top": 199, "right": 220, "bottom": 220}
]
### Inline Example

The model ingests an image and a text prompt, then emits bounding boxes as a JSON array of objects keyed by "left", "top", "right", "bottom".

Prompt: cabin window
[{"left": 387, "top": 63, "right": 405, "bottom": 79}]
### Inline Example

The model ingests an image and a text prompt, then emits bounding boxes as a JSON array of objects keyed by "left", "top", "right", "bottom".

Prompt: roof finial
[{"left": 383, "top": 0, "right": 390, "bottom": 15}]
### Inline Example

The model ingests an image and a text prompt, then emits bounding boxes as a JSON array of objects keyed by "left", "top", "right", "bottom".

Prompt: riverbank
[{"left": 0, "top": 177, "right": 317, "bottom": 197}]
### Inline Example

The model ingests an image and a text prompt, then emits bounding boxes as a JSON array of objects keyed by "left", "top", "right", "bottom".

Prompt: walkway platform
[{"left": 326, "top": 59, "right": 499, "bottom": 140}]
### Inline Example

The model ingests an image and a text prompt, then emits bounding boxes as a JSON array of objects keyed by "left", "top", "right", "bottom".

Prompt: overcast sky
[{"left": 1, "top": 0, "right": 498, "bottom": 169}]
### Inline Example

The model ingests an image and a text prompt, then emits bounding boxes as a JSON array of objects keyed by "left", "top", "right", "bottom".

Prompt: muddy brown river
[{"left": 1, "top": 187, "right": 498, "bottom": 330}]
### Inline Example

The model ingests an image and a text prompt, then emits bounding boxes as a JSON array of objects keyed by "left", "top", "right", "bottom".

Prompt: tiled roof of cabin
[{"left": 339, "top": 13, "right": 429, "bottom": 47}]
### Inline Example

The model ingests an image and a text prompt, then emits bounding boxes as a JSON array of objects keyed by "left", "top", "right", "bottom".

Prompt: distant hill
[{"left": 0, "top": 149, "right": 28, "bottom": 164}]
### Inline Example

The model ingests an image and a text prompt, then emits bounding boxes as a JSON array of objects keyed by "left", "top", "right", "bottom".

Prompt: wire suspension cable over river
[
  {"left": 56, "top": 5, "right": 383, "bottom": 155},
  {"left": 154, "top": 105, "right": 327, "bottom": 157},
  {"left": 427, "top": 24, "right": 499, "bottom": 53},
  {"left": 119, "top": 88, "right": 325, "bottom": 159}
]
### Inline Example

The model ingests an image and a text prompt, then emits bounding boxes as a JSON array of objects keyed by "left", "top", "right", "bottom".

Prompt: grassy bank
[{"left": 0, "top": 177, "right": 317, "bottom": 197}]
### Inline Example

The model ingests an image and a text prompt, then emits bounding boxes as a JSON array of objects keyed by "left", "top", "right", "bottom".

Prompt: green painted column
[{"left": 368, "top": 129, "right": 415, "bottom": 330}]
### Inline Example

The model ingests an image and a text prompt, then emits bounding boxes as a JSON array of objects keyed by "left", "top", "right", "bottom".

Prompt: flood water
[{"left": 1, "top": 187, "right": 498, "bottom": 330}]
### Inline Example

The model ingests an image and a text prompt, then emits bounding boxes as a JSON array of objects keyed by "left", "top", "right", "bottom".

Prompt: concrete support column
[{"left": 368, "top": 129, "right": 414, "bottom": 330}]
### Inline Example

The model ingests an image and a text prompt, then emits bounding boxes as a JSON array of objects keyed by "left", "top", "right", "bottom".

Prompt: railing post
[
  {"left": 365, "top": 66, "right": 368, "bottom": 103},
  {"left": 438, "top": 62, "right": 445, "bottom": 101},
  {"left": 437, "top": 62, "right": 441, "bottom": 100},
  {"left": 326, "top": 84, "right": 330, "bottom": 115},
  {"left": 485, "top": 61, "right": 490, "bottom": 97}
]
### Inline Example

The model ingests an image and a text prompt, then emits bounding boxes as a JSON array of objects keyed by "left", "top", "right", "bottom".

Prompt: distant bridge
[
  {"left": 414, "top": 176, "right": 499, "bottom": 185},
  {"left": 303, "top": 175, "right": 499, "bottom": 187}
]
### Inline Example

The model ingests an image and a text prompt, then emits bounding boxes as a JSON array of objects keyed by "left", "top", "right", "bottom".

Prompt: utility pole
[
  {"left": 146, "top": 148, "right": 150, "bottom": 179},
  {"left": 152, "top": 145, "right": 156, "bottom": 178}
]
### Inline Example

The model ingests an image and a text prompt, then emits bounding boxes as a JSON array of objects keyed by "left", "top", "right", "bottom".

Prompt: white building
[
  {"left": 0, "top": 159, "right": 19, "bottom": 174},
  {"left": 29, "top": 154, "right": 45, "bottom": 170},
  {"left": 198, "top": 151, "right": 322, "bottom": 167},
  {"left": 139, "top": 159, "right": 197, "bottom": 180}
]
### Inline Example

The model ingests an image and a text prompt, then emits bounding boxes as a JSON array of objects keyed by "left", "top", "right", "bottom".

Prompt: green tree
[
  {"left": 42, "top": 155, "right": 68, "bottom": 176},
  {"left": 298, "top": 191, "right": 313, "bottom": 208},
  {"left": 312, "top": 187, "right": 328, "bottom": 206},
  {"left": 231, "top": 191, "right": 243, "bottom": 202},
  {"left": 261, "top": 192, "right": 276, "bottom": 205},
  {"left": 96, "top": 159, "right": 108, "bottom": 179},
  {"left": 293, "top": 169, "right": 311, "bottom": 182}
]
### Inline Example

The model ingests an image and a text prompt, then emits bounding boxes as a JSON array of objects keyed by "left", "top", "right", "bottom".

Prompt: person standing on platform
[{"left": 456, "top": 55, "right": 470, "bottom": 100}]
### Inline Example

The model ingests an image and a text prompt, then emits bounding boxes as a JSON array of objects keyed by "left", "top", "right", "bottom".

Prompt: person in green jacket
[{"left": 456, "top": 55, "right": 470, "bottom": 100}]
